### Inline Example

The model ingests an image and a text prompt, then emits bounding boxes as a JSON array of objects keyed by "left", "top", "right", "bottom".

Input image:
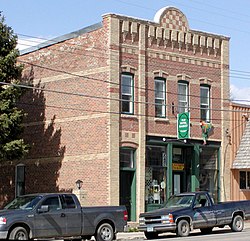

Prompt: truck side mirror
[
  {"left": 38, "top": 205, "right": 49, "bottom": 213},
  {"left": 194, "top": 204, "right": 202, "bottom": 209}
]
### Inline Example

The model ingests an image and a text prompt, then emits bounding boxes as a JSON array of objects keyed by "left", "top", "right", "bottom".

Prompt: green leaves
[{"left": 0, "top": 13, "right": 29, "bottom": 161}]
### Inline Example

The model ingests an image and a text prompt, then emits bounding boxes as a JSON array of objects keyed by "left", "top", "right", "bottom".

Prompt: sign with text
[
  {"left": 177, "top": 112, "right": 190, "bottom": 139},
  {"left": 172, "top": 163, "right": 185, "bottom": 171}
]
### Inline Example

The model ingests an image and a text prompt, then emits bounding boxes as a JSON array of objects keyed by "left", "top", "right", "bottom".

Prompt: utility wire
[
  {"left": 16, "top": 34, "right": 250, "bottom": 84},
  {"left": 17, "top": 100, "right": 248, "bottom": 123},
  {"left": 17, "top": 59, "right": 250, "bottom": 104},
  {"left": 1, "top": 80, "right": 250, "bottom": 118}
]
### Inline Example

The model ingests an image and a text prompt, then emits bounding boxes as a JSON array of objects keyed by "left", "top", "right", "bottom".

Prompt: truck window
[
  {"left": 42, "top": 197, "right": 61, "bottom": 211},
  {"left": 194, "top": 194, "right": 209, "bottom": 207},
  {"left": 61, "top": 195, "right": 76, "bottom": 209}
]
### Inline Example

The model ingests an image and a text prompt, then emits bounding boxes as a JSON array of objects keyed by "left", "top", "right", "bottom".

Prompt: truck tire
[
  {"left": 95, "top": 223, "right": 114, "bottom": 241},
  {"left": 176, "top": 219, "right": 190, "bottom": 237},
  {"left": 144, "top": 231, "right": 159, "bottom": 239},
  {"left": 9, "top": 227, "right": 29, "bottom": 240},
  {"left": 231, "top": 215, "right": 244, "bottom": 232}
]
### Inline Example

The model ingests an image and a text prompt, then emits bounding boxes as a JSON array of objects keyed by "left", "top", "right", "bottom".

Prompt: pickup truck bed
[{"left": 139, "top": 191, "right": 250, "bottom": 239}]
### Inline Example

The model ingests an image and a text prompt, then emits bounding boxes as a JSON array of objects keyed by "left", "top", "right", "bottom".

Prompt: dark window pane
[
  {"left": 42, "top": 197, "right": 60, "bottom": 211},
  {"left": 240, "top": 171, "right": 246, "bottom": 189},
  {"left": 120, "top": 149, "right": 134, "bottom": 168},
  {"left": 248, "top": 172, "right": 250, "bottom": 189}
]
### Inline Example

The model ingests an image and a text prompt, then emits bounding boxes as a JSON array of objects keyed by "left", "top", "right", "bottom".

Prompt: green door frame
[
  {"left": 192, "top": 144, "right": 200, "bottom": 192},
  {"left": 167, "top": 143, "right": 173, "bottom": 199},
  {"left": 120, "top": 168, "right": 136, "bottom": 221},
  {"left": 119, "top": 146, "right": 136, "bottom": 221}
]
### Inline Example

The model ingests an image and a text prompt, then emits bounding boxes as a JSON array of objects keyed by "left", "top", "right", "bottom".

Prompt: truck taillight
[
  {"left": 123, "top": 210, "right": 128, "bottom": 221},
  {"left": 169, "top": 214, "right": 174, "bottom": 223},
  {"left": 0, "top": 217, "right": 6, "bottom": 225}
]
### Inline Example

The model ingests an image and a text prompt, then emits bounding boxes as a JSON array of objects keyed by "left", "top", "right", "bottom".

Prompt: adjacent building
[
  {"left": 231, "top": 102, "right": 250, "bottom": 200},
  {"left": 0, "top": 7, "right": 231, "bottom": 221}
]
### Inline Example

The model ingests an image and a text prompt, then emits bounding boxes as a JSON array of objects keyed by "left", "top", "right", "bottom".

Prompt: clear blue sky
[{"left": 2, "top": 0, "right": 250, "bottom": 102}]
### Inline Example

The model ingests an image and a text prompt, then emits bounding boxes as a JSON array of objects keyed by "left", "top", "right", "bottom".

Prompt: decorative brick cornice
[
  {"left": 199, "top": 77, "right": 213, "bottom": 85},
  {"left": 153, "top": 70, "right": 169, "bottom": 78},
  {"left": 121, "top": 65, "right": 137, "bottom": 74},
  {"left": 177, "top": 73, "right": 191, "bottom": 81}
]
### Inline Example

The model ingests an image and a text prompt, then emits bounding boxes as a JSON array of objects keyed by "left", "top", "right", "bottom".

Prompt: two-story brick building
[{"left": 0, "top": 7, "right": 230, "bottom": 221}]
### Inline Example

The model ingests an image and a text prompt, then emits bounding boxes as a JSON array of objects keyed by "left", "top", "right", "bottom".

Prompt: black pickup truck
[
  {"left": 139, "top": 191, "right": 250, "bottom": 239},
  {"left": 0, "top": 193, "right": 128, "bottom": 240}
]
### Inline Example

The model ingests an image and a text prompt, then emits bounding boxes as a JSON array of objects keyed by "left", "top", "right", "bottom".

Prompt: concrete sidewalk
[{"left": 116, "top": 221, "right": 250, "bottom": 240}]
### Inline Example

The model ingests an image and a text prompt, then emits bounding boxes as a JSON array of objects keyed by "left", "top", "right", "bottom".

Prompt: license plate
[{"left": 147, "top": 227, "right": 154, "bottom": 232}]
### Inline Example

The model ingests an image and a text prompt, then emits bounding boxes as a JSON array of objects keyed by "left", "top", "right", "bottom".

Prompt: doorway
[
  {"left": 172, "top": 146, "right": 192, "bottom": 195},
  {"left": 119, "top": 170, "right": 136, "bottom": 221},
  {"left": 173, "top": 172, "right": 183, "bottom": 194}
]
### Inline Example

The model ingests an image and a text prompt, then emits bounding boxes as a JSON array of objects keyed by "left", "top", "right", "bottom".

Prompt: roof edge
[{"left": 20, "top": 22, "right": 103, "bottom": 56}]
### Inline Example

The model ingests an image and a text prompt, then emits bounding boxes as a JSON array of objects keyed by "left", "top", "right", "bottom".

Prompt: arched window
[{"left": 120, "top": 148, "right": 135, "bottom": 169}]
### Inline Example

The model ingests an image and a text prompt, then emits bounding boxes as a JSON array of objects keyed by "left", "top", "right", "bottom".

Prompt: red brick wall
[
  {"left": 0, "top": 23, "right": 111, "bottom": 206},
  {"left": 120, "top": 36, "right": 223, "bottom": 141}
]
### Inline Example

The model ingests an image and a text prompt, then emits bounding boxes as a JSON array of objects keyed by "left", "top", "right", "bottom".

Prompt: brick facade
[{"left": 0, "top": 7, "right": 230, "bottom": 217}]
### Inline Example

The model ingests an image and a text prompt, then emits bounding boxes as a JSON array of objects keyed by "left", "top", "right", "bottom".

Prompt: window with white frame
[
  {"left": 155, "top": 78, "right": 166, "bottom": 118},
  {"left": 200, "top": 85, "right": 210, "bottom": 122},
  {"left": 121, "top": 74, "right": 134, "bottom": 114},
  {"left": 240, "top": 171, "right": 250, "bottom": 189},
  {"left": 178, "top": 82, "right": 189, "bottom": 113}
]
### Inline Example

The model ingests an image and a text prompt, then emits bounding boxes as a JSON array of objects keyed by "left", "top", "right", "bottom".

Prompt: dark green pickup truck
[
  {"left": 0, "top": 193, "right": 128, "bottom": 240},
  {"left": 139, "top": 191, "right": 250, "bottom": 239}
]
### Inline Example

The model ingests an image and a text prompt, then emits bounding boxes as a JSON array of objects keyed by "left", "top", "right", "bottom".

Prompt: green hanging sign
[{"left": 177, "top": 112, "right": 190, "bottom": 139}]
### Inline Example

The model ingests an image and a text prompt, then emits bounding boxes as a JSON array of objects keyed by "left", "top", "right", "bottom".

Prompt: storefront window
[
  {"left": 199, "top": 148, "right": 218, "bottom": 201},
  {"left": 145, "top": 146, "right": 167, "bottom": 205}
]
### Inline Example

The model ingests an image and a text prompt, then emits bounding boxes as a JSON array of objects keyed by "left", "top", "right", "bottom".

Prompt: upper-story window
[
  {"left": 121, "top": 73, "right": 134, "bottom": 114},
  {"left": 178, "top": 81, "right": 189, "bottom": 113},
  {"left": 155, "top": 78, "right": 166, "bottom": 118},
  {"left": 200, "top": 85, "right": 210, "bottom": 122}
]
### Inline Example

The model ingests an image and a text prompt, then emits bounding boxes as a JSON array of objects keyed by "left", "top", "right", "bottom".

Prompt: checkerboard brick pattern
[{"left": 160, "top": 9, "right": 188, "bottom": 31}]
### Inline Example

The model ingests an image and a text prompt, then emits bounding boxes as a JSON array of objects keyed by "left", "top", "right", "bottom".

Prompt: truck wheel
[
  {"left": 231, "top": 215, "right": 244, "bottom": 232},
  {"left": 200, "top": 227, "right": 213, "bottom": 234},
  {"left": 9, "top": 227, "right": 29, "bottom": 240},
  {"left": 144, "top": 231, "right": 159, "bottom": 239},
  {"left": 95, "top": 223, "right": 114, "bottom": 241},
  {"left": 176, "top": 220, "right": 190, "bottom": 237}
]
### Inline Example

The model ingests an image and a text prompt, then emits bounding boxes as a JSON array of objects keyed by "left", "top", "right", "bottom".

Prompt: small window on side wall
[
  {"left": 155, "top": 78, "right": 166, "bottom": 118},
  {"left": 15, "top": 164, "right": 25, "bottom": 197},
  {"left": 121, "top": 73, "right": 134, "bottom": 114},
  {"left": 240, "top": 171, "right": 250, "bottom": 189}
]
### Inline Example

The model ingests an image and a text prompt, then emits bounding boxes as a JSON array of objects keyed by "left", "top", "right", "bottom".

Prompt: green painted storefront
[{"left": 145, "top": 136, "right": 220, "bottom": 212}]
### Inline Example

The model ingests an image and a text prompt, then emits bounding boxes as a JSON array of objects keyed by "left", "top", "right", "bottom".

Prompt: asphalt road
[{"left": 117, "top": 226, "right": 250, "bottom": 240}]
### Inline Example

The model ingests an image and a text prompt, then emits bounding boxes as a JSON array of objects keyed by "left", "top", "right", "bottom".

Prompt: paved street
[{"left": 116, "top": 222, "right": 250, "bottom": 240}]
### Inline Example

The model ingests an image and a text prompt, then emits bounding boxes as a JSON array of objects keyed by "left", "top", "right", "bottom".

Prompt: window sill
[
  {"left": 154, "top": 118, "right": 170, "bottom": 123},
  {"left": 121, "top": 114, "right": 138, "bottom": 120},
  {"left": 240, "top": 188, "right": 250, "bottom": 191}
]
